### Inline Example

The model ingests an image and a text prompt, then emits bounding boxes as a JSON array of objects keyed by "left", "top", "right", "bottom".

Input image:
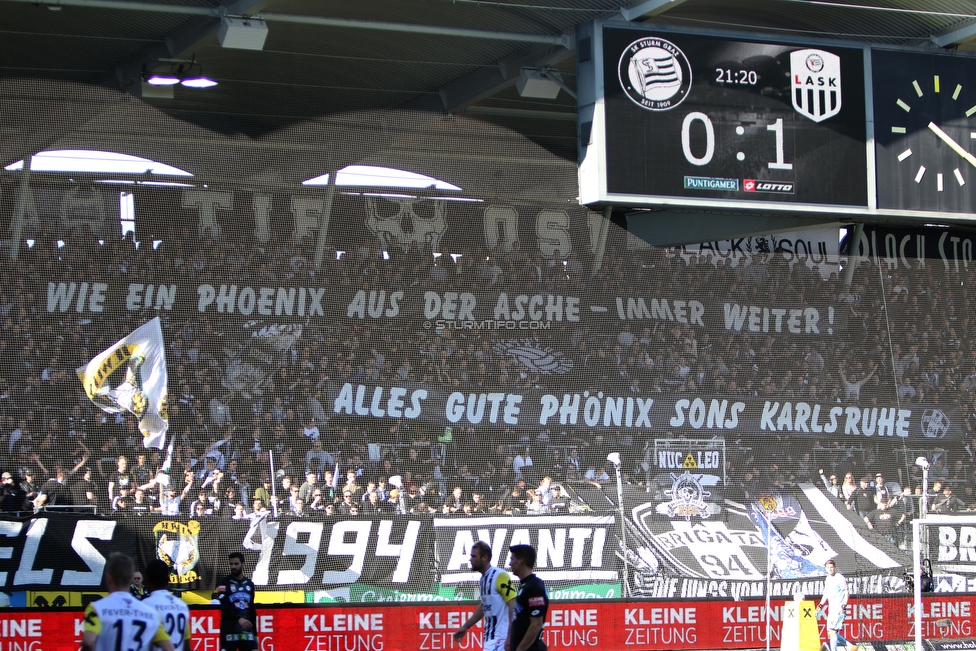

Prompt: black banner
[
  {"left": 432, "top": 515, "right": 619, "bottom": 586},
  {"left": 0, "top": 513, "right": 433, "bottom": 593}
]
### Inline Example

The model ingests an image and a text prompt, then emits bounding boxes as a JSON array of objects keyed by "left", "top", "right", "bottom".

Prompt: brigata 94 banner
[{"left": 3, "top": 596, "right": 972, "bottom": 651}]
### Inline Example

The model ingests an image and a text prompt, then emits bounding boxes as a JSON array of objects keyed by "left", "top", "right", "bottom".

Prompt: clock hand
[{"left": 927, "top": 122, "right": 976, "bottom": 169}]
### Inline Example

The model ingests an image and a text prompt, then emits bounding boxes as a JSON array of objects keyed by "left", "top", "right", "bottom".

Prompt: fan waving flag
[{"left": 78, "top": 317, "right": 169, "bottom": 449}]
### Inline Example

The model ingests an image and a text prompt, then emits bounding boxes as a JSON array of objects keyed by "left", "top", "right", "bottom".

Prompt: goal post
[{"left": 911, "top": 514, "right": 976, "bottom": 651}]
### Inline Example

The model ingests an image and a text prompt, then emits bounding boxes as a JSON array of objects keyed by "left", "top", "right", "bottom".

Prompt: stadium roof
[{"left": 0, "top": 0, "right": 972, "bottom": 168}]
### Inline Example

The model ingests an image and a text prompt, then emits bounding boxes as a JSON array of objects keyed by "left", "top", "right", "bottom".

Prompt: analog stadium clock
[
  {"left": 873, "top": 49, "right": 976, "bottom": 213},
  {"left": 578, "top": 23, "right": 869, "bottom": 210}
]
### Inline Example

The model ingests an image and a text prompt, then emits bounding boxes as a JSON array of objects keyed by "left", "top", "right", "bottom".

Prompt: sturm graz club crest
[
  {"left": 657, "top": 471, "right": 711, "bottom": 520},
  {"left": 619, "top": 37, "right": 692, "bottom": 111},
  {"left": 921, "top": 408, "right": 950, "bottom": 438}
]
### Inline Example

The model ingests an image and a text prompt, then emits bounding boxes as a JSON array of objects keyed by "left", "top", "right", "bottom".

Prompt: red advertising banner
[{"left": 0, "top": 596, "right": 972, "bottom": 651}]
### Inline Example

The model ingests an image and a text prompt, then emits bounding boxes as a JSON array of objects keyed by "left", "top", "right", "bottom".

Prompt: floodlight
[
  {"left": 146, "top": 75, "right": 180, "bottom": 86},
  {"left": 144, "top": 57, "right": 217, "bottom": 90},
  {"left": 607, "top": 452, "right": 621, "bottom": 467},
  {"left": 181, "top": 77, "right": 218, "bottom": 88},
  {"left": 916, "top": 457, "right": 930, "bottom": 469}
]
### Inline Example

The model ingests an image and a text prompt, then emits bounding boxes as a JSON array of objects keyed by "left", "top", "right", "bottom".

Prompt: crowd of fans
[{"left": 0, "top": 216, "right": 974, "bottom": 527}]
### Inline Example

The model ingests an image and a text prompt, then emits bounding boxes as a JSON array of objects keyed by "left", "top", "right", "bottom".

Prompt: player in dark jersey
[
  {"left": 211, "top": 551, "right": 258, "bottom": 651},
  {"left": 509, "top": 544, "right": 549, "bottom": 651}
]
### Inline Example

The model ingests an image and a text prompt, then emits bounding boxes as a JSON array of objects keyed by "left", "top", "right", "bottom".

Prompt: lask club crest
[
  {"left": 790, "top": 49, "right": 842, "bottom": 122},
  {"left": 658, "top": 471, "right": 711, "bottom": 520}
]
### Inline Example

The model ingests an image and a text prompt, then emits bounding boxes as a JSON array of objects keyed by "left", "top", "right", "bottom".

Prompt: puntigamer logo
[
  {"left": 619, "top": 37, "right": 692, "bottom": 111},
  {"left": 684, "top": 176, "right": 738, "bottom": 191}
]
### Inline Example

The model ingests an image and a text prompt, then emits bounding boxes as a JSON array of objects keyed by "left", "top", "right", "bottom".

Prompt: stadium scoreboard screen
[{"left": 577, "top": 21, "right": 976, "bottom": 219}]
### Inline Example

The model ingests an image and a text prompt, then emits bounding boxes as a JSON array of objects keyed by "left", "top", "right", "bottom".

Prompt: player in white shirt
[
  {"left": 142, "top": 559, "right": 191, "bottom": 651},
  {"left": 819, "top": 559, "right": 857, "bottom": 651},
  {"left": 453, "top": 542, "right": 516, "bottom": 651},
  {"left": 82, "top": 553, "right": 175, "bottom": 651}
]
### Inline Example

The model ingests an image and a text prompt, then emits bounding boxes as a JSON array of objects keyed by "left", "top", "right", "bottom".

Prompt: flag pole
[{"left": 269, "top": 451, "right": 278, "bottom": 518}]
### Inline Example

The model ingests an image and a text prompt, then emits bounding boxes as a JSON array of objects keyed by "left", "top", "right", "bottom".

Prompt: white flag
[{"left": 77, "top": 317, "right": 169, "bottom": 449}]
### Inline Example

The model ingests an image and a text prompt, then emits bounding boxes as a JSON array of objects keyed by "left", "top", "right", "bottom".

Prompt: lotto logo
[{"left": 743, "top": 179, "right": 794, "bottom": 194}]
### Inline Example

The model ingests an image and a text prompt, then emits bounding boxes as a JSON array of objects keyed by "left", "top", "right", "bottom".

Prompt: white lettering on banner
[
  {"left": 0, "top": 619, "right": 42, "bottom": 637},
  {"left": 245, "top": 518, "right": 419, "bottom": 587},
  {"left": 938, "top": 526, "right": 976, "bottom": 562},
  {"left": 443, "top": 523, "right": 608, "bottom": 574},
  {"left": 290, "top": 195, "right": 325, "bottom": 240},
  {"left": 669, "top": 398, "right": 745, "bottom": 429},
  {"left": 624, "top": 626, "right": 698, "bottom": 646},
  {"left": 193, "top": 638, "right": 221, "bottom": 651},
  {"left": 277, "top": 521, "right": 324, "bottom": 585},
  {"left": 658, "top": 450, "right": 721, "bottom": 469},
  {"left": 302, "top": 615, "right": 387, "bottom": 651},
  {"left": 445, "top": 393, "right": 522, "bottom": 425},
  {"left": 333, "top": 384, "right": 427, "bottom": 420},
  {"left": 303, "top": 635, "right": 385, "bottom": 651},
  {"left": 548, "top": 609, "right": 598, "bottom": 627},
  {"left": 536, "top": 210, "right": 572, "bottom": 259},
  {"left": 61, "top": 520, "right": 115, "bottom": 585},
  {"left": 721, "top": 625, "right": 778, "bottom": 644},
  {"left": 614, "top": 297, "right": 705, "bottom": 326},
  {"left": 191, "top": 615, "right": 222, "bottom": 635},
  {"left": 723, "top": 303, "right": 824, "bottom": 334},
  {"left": 722, "top": 605, "right": 782, "bottom": 623},
  {"left": 376, "top": 520, "right": 421, "bottom": 583},
  {"left": 494, "top": 293, "right": 581, "bottom": 322},
  {"left": 758, "top": 401, "right": 910, "bottom": 437},
  {"left": 680, "top": 579, "right": 765, "bottom": 599},
  {"left": 347, "top": 290, "right": 403, "bottom": 319},
  {"left": 182, "top": 190, "right": 231, "bottom": 237},
  {"left": 624, "top": 607, "right": 696, "bottom": 625},
  {"left": 46, "top": 282, "right": 109, "bottom": 313},
  {"left": 654, "top": 522, "right": 762, "bottom": 580},
  {"left": 417, "top": 612, "right": 477, "bottom": 630},
  {"left": 543, "top": 629, "right": 600, "bottom": 647},
  {"left": 196, "top": 284, "right": 326, "bottom": 317},
  {"left": 13, "top": 519, "right": 53, "bottom": 585},
  {"left": 0, "top": 521, "right": 23, "bottom": 586},
  {"left": 125, "top": 283, "right": 177, "bottom": 311},
  {"left": 908, "top": 619, "right": 973, "bottom": 639},
  {"left": 538, "top": 393, "right": 653, "bottom": 428},
  {"left": 304, "top": 614, "right": 385, "bottom": 632},
  {"left": 418, "top": 631, "right": 481, "bottom": 650},
  {"left": 907, "top": 600, "right": 972, "bottom": 619},
  {"left": 483, "top": 205, "right": 519, "bottom": 251},
  {"left": 322, "top": 521, "right": 371, "bottom": 585},
  {"left": 424, "top": 292, "right": 477, "bottom": 321}
]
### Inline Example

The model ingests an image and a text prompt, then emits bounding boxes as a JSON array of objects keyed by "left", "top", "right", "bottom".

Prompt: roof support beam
[
  {"left": 437, "top": 45, "right": 573, "bottom": 114},
  {"left": 1, "top": 0, "right": 571, "bottom": 47},
  {"left": 620, "top": 0, "right": 687, "bottom": 22},
  {"left": 932, "top": 20, "right": 976, "bottom": 48}
]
